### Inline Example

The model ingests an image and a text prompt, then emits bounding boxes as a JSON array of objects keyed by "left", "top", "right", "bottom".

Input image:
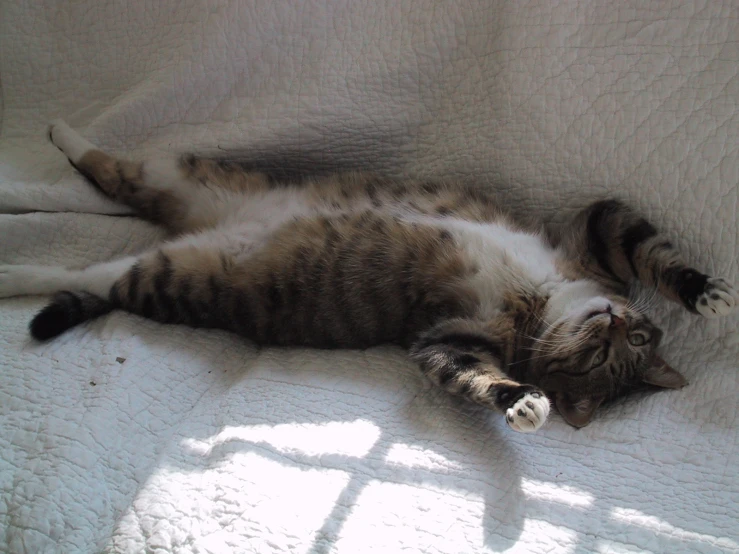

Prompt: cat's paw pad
[
  {"left": 696, "top": 278, "right": 739, "bottom": 318},
  {"left": 506, "top": 391, "right": 550, "bottom": 433}
]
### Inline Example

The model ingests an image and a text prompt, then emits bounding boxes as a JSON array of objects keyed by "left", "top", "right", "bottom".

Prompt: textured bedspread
[{"left": 1, "top": 2, "right": 737, "bottom": 552}]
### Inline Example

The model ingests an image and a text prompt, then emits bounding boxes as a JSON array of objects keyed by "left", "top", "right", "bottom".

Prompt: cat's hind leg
[
  {"left": 18, "top": 238, "right": 238, "bottom": 340},
  {"left": 48, "top": 120, "right": 272, "bottom": 233},
  {"left": 49, "top": 120, "right": 192, "bottom": 230},
  {"left": 0, "top": 258, "right": 138, "bottom": 339},
  {"left": 0, "top": 258, "right": 137, "bottom": 299}
]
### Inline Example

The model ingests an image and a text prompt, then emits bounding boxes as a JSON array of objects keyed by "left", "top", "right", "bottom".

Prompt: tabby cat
[{"left": 1, "top": 120, "right": 737, "bottom": 432}]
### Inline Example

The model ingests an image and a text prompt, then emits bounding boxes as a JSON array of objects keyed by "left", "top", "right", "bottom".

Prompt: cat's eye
[
  {"left": 591, "top": 349, "right": 608, "bottom": 368},
  {"left": 628, "top": 333, "right": 648, "bottom": 346}
]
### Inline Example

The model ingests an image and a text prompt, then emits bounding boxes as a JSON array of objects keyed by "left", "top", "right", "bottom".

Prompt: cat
[{"left": 1, "top": 120, "right": 737, "bottom": 432}]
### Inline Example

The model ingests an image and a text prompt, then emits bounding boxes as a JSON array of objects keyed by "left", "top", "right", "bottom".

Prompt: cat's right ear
[
  {"left": 555, "top": 394, "right": 605, "bottom": 428},
  {"left": 641, "top": 355, "right": 688, "bottom": 389}
]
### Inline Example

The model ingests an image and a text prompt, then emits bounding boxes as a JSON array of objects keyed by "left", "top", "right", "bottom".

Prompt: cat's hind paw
[
  {"left": 696, "top": 278, "right": 739, "bottom": 318},
  {"left": 0, "top": 265, "right": 67, "bottom": 298},
  {"left": 506, "top": 391, "right": 550, "bottom": 433},
  {"left": 48, "top": 119, "right": 95, "bottom": 163},
  {"left": 0, "top": 265, "right": 31, "bottom": 298}
]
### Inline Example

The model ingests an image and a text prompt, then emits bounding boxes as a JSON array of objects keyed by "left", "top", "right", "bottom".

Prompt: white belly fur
[{"left": 433, "top": 219, "right": 564, "bottom": 318}]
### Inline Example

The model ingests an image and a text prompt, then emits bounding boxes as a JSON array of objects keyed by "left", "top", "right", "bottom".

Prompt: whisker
[
  {"left": 509, "top": 348, "right": 578, "bottom": 366},
  {"left": 521, "top": 335, "right": 572, "bottom": 346},
  {"left": 518, "top": 336, "right": 590, "bottom": 357},
  {"left": 628, "top": 283, "right": 660, "bottom": 314}
]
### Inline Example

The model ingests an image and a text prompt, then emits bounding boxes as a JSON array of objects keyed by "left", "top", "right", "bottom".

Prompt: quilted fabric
[{"left": 1, "top": 1, "right": 737, "bottom": 552}]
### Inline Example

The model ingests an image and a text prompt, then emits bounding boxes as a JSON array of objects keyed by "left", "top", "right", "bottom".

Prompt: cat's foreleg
[
  {"left": 409, "top": 318, "right": 550, "bottom": 433},
  {"left": 560, "top": 199, "right": 739, "bottom": 318}
]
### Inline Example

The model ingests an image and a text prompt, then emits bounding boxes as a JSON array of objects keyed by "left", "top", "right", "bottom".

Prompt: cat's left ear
[
  {"left": 642, "top": 355, "right": 688, "bottom": 389},
  {"left": 555, "top": 394, "right": 605, "bottom": 428}
]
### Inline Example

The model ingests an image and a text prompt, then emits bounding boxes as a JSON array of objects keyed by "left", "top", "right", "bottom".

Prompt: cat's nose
[{"left": 610, "top": 314, "right": 626, "bottom": 328}]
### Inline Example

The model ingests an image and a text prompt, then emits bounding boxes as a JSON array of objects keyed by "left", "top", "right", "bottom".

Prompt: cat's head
[{"left": 530, "top": 294, "right": 686, "bottom": 428}]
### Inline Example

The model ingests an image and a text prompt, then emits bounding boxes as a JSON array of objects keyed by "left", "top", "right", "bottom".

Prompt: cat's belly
[
  {"left": 164, "top": 188, "right": 315, "bottom": 263},
  {"left": 225, "top": 187, "right": 315, "bottom": 230},
  {"left": 431, "top": 218, "right": 564, "bottom": 318},
  {"left": 211, "top": 191, "right": 564, "bottom": 319}
]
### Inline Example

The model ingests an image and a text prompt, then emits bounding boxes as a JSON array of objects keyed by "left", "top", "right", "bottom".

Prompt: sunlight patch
[
  {"left": 384, "top": 443, "right": 463, "bottom": 470},
  {"left": 502, "top": 519, "right": 579, "bottom": 553},
  {"left": 182, "top": 419, "right": 381, "bottom": 458},
  {"left": 520, "top": 478, "right": 594, "bottom": 507},
  {"left": 109, "top": 454, "right": 352, "bottom": 553},
  {"left": 610, "top": 507, "right": 739, "bottom": 550},
  {"left": 334, "top": 480, "right": 485, "bottom": 552}
]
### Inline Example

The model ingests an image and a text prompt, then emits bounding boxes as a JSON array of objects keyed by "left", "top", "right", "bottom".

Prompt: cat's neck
[{"left": 504, "top": 279, "right": 611, "bottom": 381}]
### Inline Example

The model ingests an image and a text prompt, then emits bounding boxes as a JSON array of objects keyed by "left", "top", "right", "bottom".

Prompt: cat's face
[{"left": 532, "top": 295, "right": 687, "bottom": 427}]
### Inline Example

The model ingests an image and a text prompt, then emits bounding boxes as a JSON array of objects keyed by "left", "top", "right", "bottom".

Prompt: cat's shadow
[
  {"left": 176, "top": 403, "right": 528, "bottom": 552},
  {"left": 33, "top": 314, "right": 725, "bottom": 553},
  {"left": 88, "top": 315, "right": 727, "bottom": 553}
]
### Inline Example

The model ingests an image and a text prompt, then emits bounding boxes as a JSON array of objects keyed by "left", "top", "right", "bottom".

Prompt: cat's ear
[
  {"left": 642, "top": 355, "right": 687, "bottom": 389},
  {"left": 555, "top": 394, "right": 605, "bottom": 428}
]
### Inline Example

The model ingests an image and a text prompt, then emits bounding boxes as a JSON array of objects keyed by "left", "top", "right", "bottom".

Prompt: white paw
[
  {"left": 48, "top": 119, "right": 94, "bottom": 163},
  {"left": 696, "top": 278, "right": 739, "bottom": 318},
  {"left": 0, "top": 265, "right": 68, "bottom": 298},
  {"left": 0, "top": 265, "right": 31, "bottom": 298},
  {"left": 506, "top": 392, "right": 550, "bottom": 433}
]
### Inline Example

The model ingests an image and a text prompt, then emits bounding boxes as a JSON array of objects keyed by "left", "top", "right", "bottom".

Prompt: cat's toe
[
  {"left": 696, "top": 278, "right": 738, "bottom": 318},
  {"left": 506, "top": 391, "right": 550, "bottom": 433}
]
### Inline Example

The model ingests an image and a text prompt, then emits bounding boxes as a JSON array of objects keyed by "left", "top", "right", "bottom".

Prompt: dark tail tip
[
  {"left": 30, "top": 291, "right": 112, "bottom": 341},
  {"left": 30, "top": 300, "right": 74, "bottom": 340}
]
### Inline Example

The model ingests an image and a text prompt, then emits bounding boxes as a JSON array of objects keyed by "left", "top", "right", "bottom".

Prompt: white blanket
[{"left": 1, "top": 1, "right": 737, "bottom": 552}]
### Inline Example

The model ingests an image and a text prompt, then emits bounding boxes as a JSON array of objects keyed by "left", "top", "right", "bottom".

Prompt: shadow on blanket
[
  {"left": 15, "top": 308, "right": 733, "bottom": 552},
  {"left": 174, "top": 393, "right": 529, "bottom": 551},
  {"left": 94, "top": 322, "right": 531, "bottom": 550}
]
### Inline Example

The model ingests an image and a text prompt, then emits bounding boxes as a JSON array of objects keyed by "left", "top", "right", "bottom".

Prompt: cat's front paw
[
  {"left": 506, "top": 391, "right": 550, "bottom": 433},
  {"left": 696, "top": 278, "right": 739, "bottom": 318}
]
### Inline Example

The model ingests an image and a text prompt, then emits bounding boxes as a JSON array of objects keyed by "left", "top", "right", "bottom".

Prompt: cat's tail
[{"left": 30, "top": 291, "right": 114, "bottom": 341}]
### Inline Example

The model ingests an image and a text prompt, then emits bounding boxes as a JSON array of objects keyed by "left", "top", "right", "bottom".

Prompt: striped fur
[
  {"left": 7, "top": 121, "right": 736, "bottom": 431},
  {"left": 554, "top": 199, "right": 712, "bottom": 312},
  {"left": 30, "top": 291, "right": 112, "bottom": 340},
  {"left": 104, "top": 213, "right": 479, "bottom": 348}
]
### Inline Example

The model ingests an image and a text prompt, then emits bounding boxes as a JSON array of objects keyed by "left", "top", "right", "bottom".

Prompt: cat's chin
[
  {"left": 574, "top": 297, "right": 614, "bottom": 321},
  {"left": 543, "top": 281, "right": 614, "bottom": 327},
  {"left": 548, "top": 295, "right": 615, "bottom": 330},
  {"left": 580, "top": 304, "right": 613, "bottom": 325}
]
